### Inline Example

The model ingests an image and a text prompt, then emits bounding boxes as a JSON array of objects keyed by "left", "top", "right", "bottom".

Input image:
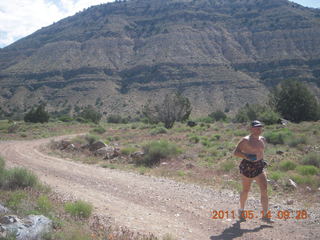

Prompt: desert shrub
[
  {"left": 4, "top": 167, "right": 38, "bottom": 190},
  {"left": 209, "top": 110, "right": 227, "bottom": 121},
  {"left": 107, "top": 114, "right": 124, "bottom": 123},
  {"left": 24, "top": 104, "right": 50, "bottom": 123},
  {"left": 264, "top": 129, "right": 292, "bottom": 145},
  {"left": 0, "top": 156, "right": 5, "bottom": 172},
  {"left": 270, "top": 79, "right": 320, "bottom": 122},
  {"left": 5, "top": 191, "right": 27, "bottom": 211},
  {"left": 142, "top": 93, "right": 192, "bottom": 129},
  {"left": 150, "top": 127, "right": 168, "bottom": 135},
  {"left": 77, "top": 106, "right": 101, "bottom": 124},
  {"left": 279, "top": 160, "right": 297, "bottom": 171},
  {"left": 64, "top": 200, "right": 93, "bottom": 219},
  {"left": 196, "top": 116, "right": 214, "bottom": 123},
  {"left": 286, "top": 134, "right": 308, "bottom": 147},
  {"left": 268, "top": 171, "right": 284, "bottom": 181},
  {"left": 302, "top": 152, "right": 320, "bottom": 168},
  {"left": 289, "top": 173, "right": 316, "bottom": 186},
  {"left": 58, "top": 115, "right": 74, "bottom": 122},
  {"left": 188, "top": 133, "right": 200, "bottom": 143},
  {"left": 141, "top": 140, "right": 181, "bottom": 166},
  {"left": 121, "top": 146, "right": 138, "bottom": 156},
  {"left": 296, "top": 165, "right": 319, "bottom": 176},
  {"left": 221, "top": 161, "right": 235, "bottom": 172},
  {"left": 84, "top": 134, "right": 99, "bottom": 145},
  {"left": 259, "top": 110, "right": 281, "bottom": 125},
  {"left": 91, "top": 126, "right": 106, "bottom": 134},
  {"left": 37, "top": 195, "right": 52, "bottom": 215}
]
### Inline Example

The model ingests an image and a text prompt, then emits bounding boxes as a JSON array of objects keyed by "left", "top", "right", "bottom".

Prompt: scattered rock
[
  {"left": 95, "top": 146, "right": 114, "bottom": 156},
  {"left": 0, "top": 215, "right": 52, "bottom": 240},
  {"left": 130, "top": 151, "right": 144, "bottom": 161},
  {"left": 286, "top": 199, "right": 294, "bottom": 205},
  {"left": 187, "top": 121, "right": 197, "bottom": 127},
  {"left": 89, "top": 141, "right": 107, "bottom": 152},
  {"left": 0, "top": 216, "right": 17, "bottom": 224},
  {"left": 276, "top": 150, "right": 284, "bottom": 155},
  {"left": 288, "top": 179, "right": 297, "bottom": 189},
  {"left": 161, "top": 162, "right": 168, "bottom": 165},
  {"left": 186, "top": 163, "right": 195, "bottom": 169},
  {"left": 60, "top": 140, "right": 72, "bottom": 150},
  {"left": 0, "top": 205, "right": 9, "bottom": 215},
  {"left": 306, "top": 186, "right": 312, "bottom": 191},
  {"left": 65, "top": 144, "right": 75, "bottom": 151}
]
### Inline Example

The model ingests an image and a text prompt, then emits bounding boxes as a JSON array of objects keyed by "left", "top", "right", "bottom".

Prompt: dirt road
[{"left": 0, "top": 136, "right": 319, "bottom": 239}]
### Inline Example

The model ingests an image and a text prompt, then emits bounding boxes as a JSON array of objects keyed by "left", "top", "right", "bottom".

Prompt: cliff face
[{"left": 1, "top": 0, "right": 320, "bottom": 118}]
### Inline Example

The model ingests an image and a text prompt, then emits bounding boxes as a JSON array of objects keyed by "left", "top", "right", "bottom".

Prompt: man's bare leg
[
  {"left": 255, "top": 172, "right": 269, "bottom": 215},
  {"left": 240, "top": 174, "right": 253, "bottom": 210}
]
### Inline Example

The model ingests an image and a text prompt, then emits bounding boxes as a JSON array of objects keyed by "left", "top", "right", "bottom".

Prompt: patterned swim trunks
[{"left": 239, "top": 159, "right": 267, "bottom": 178}]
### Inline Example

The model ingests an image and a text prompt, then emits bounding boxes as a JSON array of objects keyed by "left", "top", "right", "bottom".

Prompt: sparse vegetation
[
  {"left": 142, "top": 93, "right": 192, "bottom": 129},
  {"left": 64, "top": 200, "right": 93, "bottom": 219},
  {"left": 24, "top": 104, "right": 50, "bottom": 123},
  {"left": 140, "top": 140, "right": 182, "bottom": 166}
]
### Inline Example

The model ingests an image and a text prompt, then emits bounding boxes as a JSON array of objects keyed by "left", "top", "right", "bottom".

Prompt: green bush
[
  {"left": 77, "top": 106, "right": 101, "bottom": 124},
  {"left": 58, "top": 115, "right": 74, "bottom": 122},
  {"left": 264, "top": 129, "right": 292, "bottom": 145},
  {"left": 4, "top": 167, "right": 38, "bottom": 190},
  {"left": 268, "top": 171, "right": 284, "bottom": 181},
  {"left": 270, "top": 79, "right": 320, "bottom": 123},
  {"left": 279, "top": 160, "right": 297, "bottom": 171},
  {"left": 286, "top": 135, "right": 308, "bottom": 147},
  {"left": 289, "top": 173, "right": 316, "bottom": 186},
  {"left": 6, "top": 191, "right": 27, "bottom": 211},
  {"left": 150, "top": 127, "right": 168, "bottom": 135},
  {"left": 107, "top": 114, "right": 127, "bottom": 123},
  {"left": 120, "top": 146, "right": 138, "bottom": 156},
  {"left": 0, "top": 156, "right": 5, "bottom": 172},
  {"left": 91, "top": 126, "right": 106, "bottom": 134},
  {"left": 24, "top": 104, "right": 50, "bottom": 123},
  {"left": 302, "top": 152, "right": 320, "bottom": 168},
  {"left": 188, "top": 134, "right": 200, "bottom": 143},
  {"left": 209, "top": 110, "right": 227, "bottom": 121},
  {"left": 196, "top": 116, "right": 214, "bottom": 123},
  {"left": 84, "top": 134, "right": 99, "bottom": 145},
  {"left": 296, "top": 165, "right": 319, "bottom": 176},
  {"left": 141, "top": 140, "right": 181, "bottom": 166},
  {"left": 37, "top": 195, "right": 52, "bottom": 215},
  {"left": 221, "top": 161, "right": 235, "bottom": 172},
  {"left": 64, "top": 200, "right": 93, "bottom": 219},
  {"left": 259, "top": 110, "right": 281, "bottom": 125}
]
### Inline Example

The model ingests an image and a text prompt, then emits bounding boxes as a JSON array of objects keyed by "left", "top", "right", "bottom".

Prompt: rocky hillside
[{"left": 0, "top": 0, "right": 320, "bottom": 118}]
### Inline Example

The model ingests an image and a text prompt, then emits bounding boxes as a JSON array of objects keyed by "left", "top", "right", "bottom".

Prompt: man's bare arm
[{"left": 233, "top": 139, "right": 248, "bottom": 159}]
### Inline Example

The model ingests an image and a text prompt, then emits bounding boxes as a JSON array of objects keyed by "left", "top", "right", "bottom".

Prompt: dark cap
[{"left": 251, "top": 120, "right": 263, "bottom": 127}]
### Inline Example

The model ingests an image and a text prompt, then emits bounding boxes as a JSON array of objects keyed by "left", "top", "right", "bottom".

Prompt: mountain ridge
[{"left": 1, "top": 0, "right": 320, "bottom": 118}]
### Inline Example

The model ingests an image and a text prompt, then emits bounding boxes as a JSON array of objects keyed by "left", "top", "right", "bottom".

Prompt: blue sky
[{"left": 0, "top": 0, "right": 319, "bottom": 48}]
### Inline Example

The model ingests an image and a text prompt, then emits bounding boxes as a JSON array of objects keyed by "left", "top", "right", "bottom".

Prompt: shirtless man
[{"left": 234, "top": 120, "right": 272, "bottom": 223}]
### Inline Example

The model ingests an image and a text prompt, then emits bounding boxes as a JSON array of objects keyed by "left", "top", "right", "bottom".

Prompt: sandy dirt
[{"left": 0, "top": 135, "right": 319, "bottom": 240}]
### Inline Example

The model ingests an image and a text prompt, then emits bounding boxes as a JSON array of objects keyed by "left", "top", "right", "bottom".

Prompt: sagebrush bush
[
  {"left": 64, "top": 200, "right": 93, "bottom": 219},
  {"left": 141, "top": 140, "right": 181, "bottom": 166},
  {"left": 279, "top": 160, "right": 297, "bottom": 171},
  {"left": 91, "top": 126, "right": 106, "bottom": 134},
  {"left": 264, "top": 129, "right": 292, "bottom": 145},
  {"left": 221, "top": 161, "right": 235, "bottom": 172},
  {"left": 268, "top": 171, "right": 284, "bottom": 181},
  {"left": 84, "top": 134, "right": 99, "bottom": 145},
  {"left": 286, "top": 135, "right": 308, "bottom": 147},
  {"left": 303, "top": 152, "right": 320, "bottom": 168},
  {"left": 296, "top": 165, "right": 319, "bottom": 176},
  {"left": 4, "top": 167, "right": 38, "bottom": 190},
  {"left": 150, "top": 127, "right": 168, "bottom": 135},
  {"left": 121, "top": 146, "right": 138, "bottom": 156},
  {"left": 37, "top": 195, "right": 53, "bottom": 215}
]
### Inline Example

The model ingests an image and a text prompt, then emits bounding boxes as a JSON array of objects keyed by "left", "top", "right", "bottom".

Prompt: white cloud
[{"left": 0, "top": 0, "right": 113, "bottom": 48}]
